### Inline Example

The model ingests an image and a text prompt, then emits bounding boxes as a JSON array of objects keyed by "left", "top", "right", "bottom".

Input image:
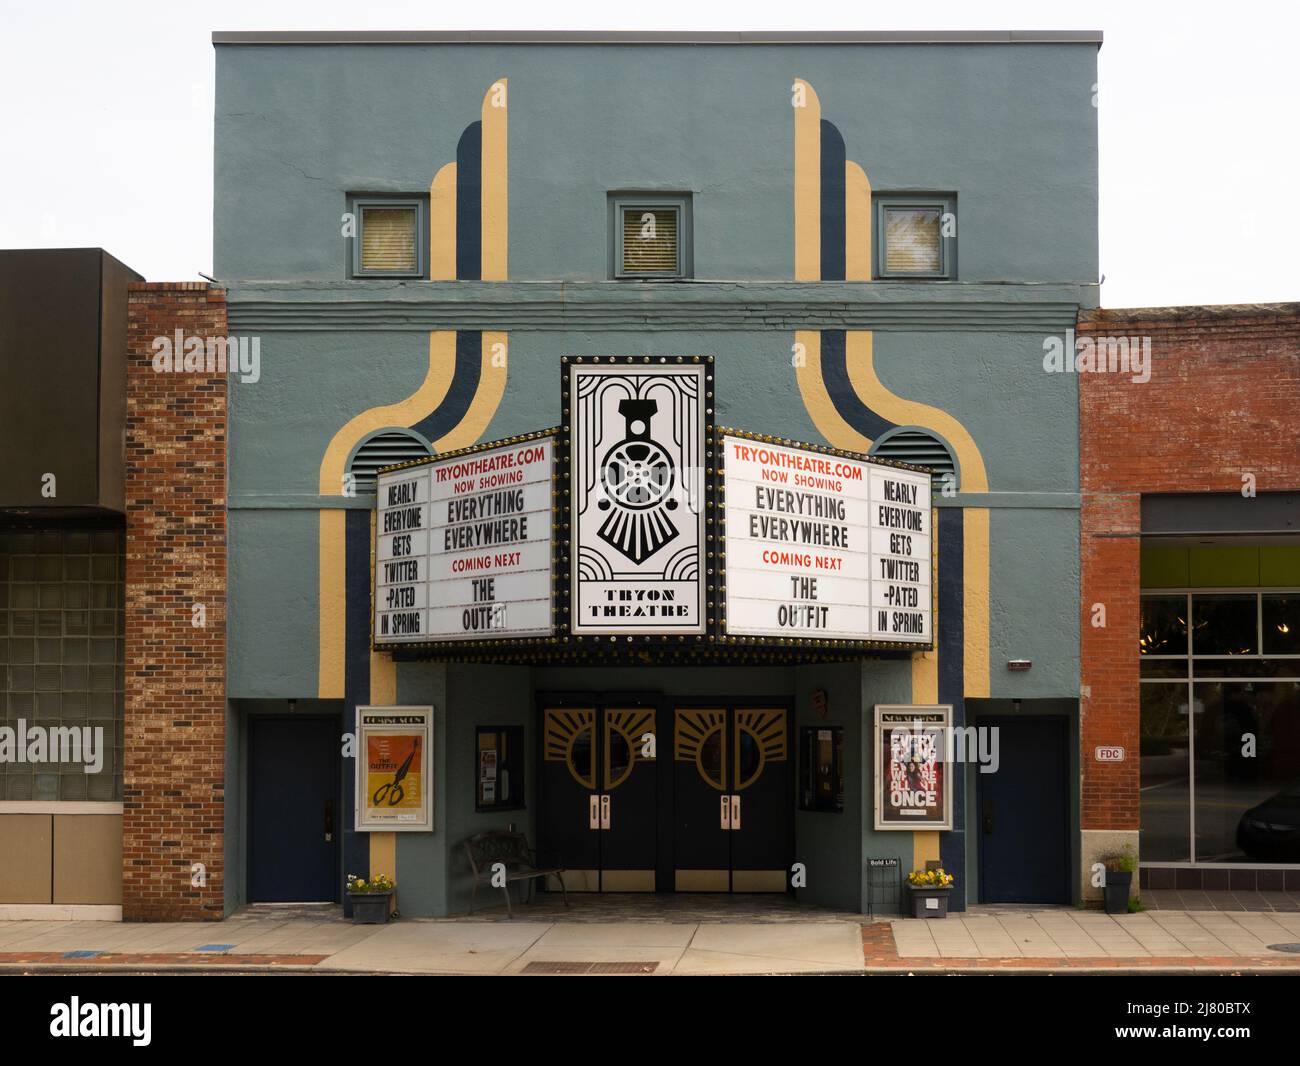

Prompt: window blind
[
  {"left": 622, "top": 208, "right": 679, "bottom": 275},
  {"left": 360, "top": 207, "right": 418, "bottom": 273},
  {"left": 884, "top": 207, "right": 942, "bottom": 274}
]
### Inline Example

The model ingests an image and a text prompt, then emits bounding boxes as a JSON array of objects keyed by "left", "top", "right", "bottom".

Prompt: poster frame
[
  {"left": 872, "top": 703, "right": 954, "bottom": 832},
  {"left": 355, "top": 705, "right": 435, "bottom": 832}
]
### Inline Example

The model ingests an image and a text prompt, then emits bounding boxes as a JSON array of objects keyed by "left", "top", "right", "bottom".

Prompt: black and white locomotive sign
[{"left": 568, "top": 360, "right": 707, "bottom": 635}]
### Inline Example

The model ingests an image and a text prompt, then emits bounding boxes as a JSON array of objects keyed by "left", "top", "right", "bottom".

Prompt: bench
[{"left": 464, "top": 830, "right": 568, "bottom": 918}]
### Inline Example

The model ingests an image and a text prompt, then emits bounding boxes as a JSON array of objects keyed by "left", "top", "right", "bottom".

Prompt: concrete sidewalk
[
  {"left": 3, "top": 907, "right": 1300, "bottom": 974},
  {"left": 0, "top": 911, "right": 867, "bottom": 974}
]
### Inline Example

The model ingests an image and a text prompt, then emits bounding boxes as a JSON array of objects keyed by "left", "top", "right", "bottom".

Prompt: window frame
[
  {"left": 349, "top": 195, "right": 428, "bottom": 279},
  {"left": 1138, "top": 587, "right": 1300, "bottom": 868},
  {"left": 609, "top": 193, "right": 693, "bottom": 280},
  {"left": 873, "top": 195, "right": 956, "bottom": 280}
]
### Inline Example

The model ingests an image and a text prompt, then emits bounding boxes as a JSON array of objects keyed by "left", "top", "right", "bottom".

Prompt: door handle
[
  {"left": 983, "top": 804, "right": 994, "bottom": 835},
  {"left": 730, "top": 794, "right": 741, "bottom": 831},
  {"left": 600, "top": 794, "right": 611, "bottom": 830},
  {"left": 324, "top": 798, "right": 334, "bottom": 843},
  {"left": 720, "top": 794, "right": 731, "bottom": 830},
  {"left": 589, "top": 794, "right": 600, "bottom": 830}
]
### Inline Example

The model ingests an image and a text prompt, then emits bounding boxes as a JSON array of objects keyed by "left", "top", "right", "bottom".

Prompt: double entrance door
[{"left": 539, "top": 697, "right": 791, "bottom": 893}]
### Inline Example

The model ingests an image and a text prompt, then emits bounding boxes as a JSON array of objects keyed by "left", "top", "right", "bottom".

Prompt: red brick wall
[
  {"left": 1078, "top": 304, "right": 1300, "bottom": 831},
  {"left": 123, "top": 283, "right": 227, "bottom": 920}
]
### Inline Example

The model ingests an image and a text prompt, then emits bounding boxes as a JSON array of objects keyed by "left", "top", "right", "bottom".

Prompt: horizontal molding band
[
  {"left": 229, "top": 491, "right": 1079, "bottom": 511},
  {"left": 225, "top": 282, "right": 1091, "bottom": 334},
  {"left": 214, "top": 30, "right": 1104, "bottom": 45},
  {"left": 0, "top": 801, "right": 123, "bottom": 814}
]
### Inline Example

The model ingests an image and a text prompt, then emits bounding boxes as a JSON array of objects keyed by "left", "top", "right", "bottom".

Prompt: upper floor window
[
  {"left": 610, "top": 194, "right": 692, "bottom": 279},
  {"left": 350, "top": 197, "right": 427, "bottom": 278},
  {"left": 874, "top": 195, "right": 956, "bottom": 280}
]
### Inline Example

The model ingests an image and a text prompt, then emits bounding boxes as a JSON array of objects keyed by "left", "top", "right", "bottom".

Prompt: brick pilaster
[{"left": 123, "top": 282, "right": 227, "bottom": 920}]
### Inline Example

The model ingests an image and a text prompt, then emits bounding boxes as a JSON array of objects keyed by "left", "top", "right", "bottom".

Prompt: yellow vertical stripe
[
  {"left": 845, "top": 161, "right": 872, "bottom": 281},
  {"left": 317, "top": 332, "right": 458, "bottom": 697},
  {"left": 318, "top": 509, "right": 346, "bottom": 699},
  {"left": 911, "top": 507, "right": 939, "bottom": 703},
  {"left": 831, "top": 332, "right": 992, "bottom": 706},
  {"left": 963, "top": 508, "right": 991, "bottom": 698},
  {"left": 843, "top": 332, "right": 989, "bottom": 493},
  {"left": 432, "top": 332, "right": 508, "bottom": 453},
  {"left": 793, "top": 78, "right": 821, "bottom": 281},
  {"left": 368, "top": 508, "right": 397, "bottom": 705},
  {"left": 318, "top": 332, "right": 458, "bottom": 494},
  {"left": 792, "top": 330, "right": 874, "bottom": 453},
  {"left": 429, "top": 162, "right": 457, "bottom": 281},
  {"left": 480, "top": 80, "right": 508, "bottom": 281},
  {"left": 913, "top": 831, "right": 941, "bottom": 867},
  {"left": 369, "top": 831, "right": 396, "bottom": 885}
]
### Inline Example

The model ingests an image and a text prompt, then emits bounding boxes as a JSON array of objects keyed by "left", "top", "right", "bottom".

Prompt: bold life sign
[
  {"left": 374, "top": 435, "right": 554, "bottom": 644},
  {"left": 721, "top": 434, "right": 931, "bottom": 643},
  {"left": 568, "top": 360, "right": 707, "bottom": 635}
]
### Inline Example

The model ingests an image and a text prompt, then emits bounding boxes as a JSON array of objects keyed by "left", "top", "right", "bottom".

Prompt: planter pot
[
  {"left": 1103, "top": 870, "right": 1133, "bottom": 915},
  {"left": 908, "top": 885, "right": 951, "bottom": 919},
  {"left": 348, "top": 890, "right": 394, "bottom": 925}
]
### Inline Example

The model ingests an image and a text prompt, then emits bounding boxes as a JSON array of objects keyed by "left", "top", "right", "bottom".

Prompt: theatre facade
[{"left": 116, "top": 30, "right": 1104, "bottom": 919}]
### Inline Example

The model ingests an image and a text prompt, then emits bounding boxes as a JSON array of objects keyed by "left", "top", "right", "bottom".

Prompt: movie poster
[
  {"left": 356, "top": 706, "right": 433, "bottom": 831},
  {"left": 874, "top": 704, "right": 953, "bottom": 831}
]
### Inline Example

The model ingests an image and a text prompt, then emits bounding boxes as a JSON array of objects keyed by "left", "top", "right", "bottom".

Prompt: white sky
[{"left": 1, "top": 0, "right": 1296, "bottom": 308}]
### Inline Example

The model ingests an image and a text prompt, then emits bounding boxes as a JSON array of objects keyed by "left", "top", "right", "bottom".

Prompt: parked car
[{"left": 1237, "top": 783, "right": 1300, "bottom": 860}]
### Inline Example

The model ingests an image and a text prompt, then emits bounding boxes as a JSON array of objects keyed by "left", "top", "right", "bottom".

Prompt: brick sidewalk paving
[
  {"left": 0, "top": 952, "right": 326, "bottom": 967},
  {"left": 868, "top": 909, "right": 1300, "bottom": 970}
]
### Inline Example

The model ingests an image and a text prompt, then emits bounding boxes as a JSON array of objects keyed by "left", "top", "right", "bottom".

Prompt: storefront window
[
  {"left": 1262, "top": 595, "right": 1300, "bottom": 655},
  {"left": 1194, "top": 681, "right": 1300, "bottom": 862},
  {"left": 1139, "top": 683, "right": 1191, "bottom": 861},
  {"left": 1139, "top": 590, "right": 1300, "bottom": 864},
  {"left": 1140, "top": 595, "right": 1188, "bottom": 657},
  {"left": 1191, "top": 594, "right": 1257, "bottom": 655}
]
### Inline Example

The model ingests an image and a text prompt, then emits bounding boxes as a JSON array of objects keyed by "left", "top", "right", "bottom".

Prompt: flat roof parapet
[{"left": 212, "top": 29, "right": 1103, "bottom": 46}]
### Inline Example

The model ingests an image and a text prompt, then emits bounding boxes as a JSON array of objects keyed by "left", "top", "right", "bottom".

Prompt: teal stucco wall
[{"left": 214, "top": 37, "right": 1097, "bottom": 917}]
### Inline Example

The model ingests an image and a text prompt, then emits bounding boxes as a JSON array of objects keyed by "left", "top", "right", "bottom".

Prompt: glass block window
[{"left": 0, "top": 525, "right": 124, "bottom": 801}]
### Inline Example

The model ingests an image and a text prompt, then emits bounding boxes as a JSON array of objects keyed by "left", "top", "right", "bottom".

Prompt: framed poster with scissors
[{"left": 356, "top": 706, "right": 434, "bottom": 831}]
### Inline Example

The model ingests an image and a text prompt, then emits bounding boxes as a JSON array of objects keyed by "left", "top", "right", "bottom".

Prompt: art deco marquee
[{"left": 373, "top": 357, "right": 934, "bottom": 663}]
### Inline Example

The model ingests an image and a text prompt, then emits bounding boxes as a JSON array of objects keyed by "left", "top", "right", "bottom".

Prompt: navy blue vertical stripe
[
  {"left": 818, "top": 330, "right": 897, "bottom": 442},
  {"left": 342, "top": 508, "right": 372, "bottom": 916},
  {"left": 819, "top": 120, "right": 846, "bottom": 281},
  {"left": 411, "top": 331, "right": 481, "bottom": 443},
  {"left": 455, "top": 121, "right": 482, "bottom": 281},
  {"left": 936, "top": 507, "right": 966, "bottom": 910}
]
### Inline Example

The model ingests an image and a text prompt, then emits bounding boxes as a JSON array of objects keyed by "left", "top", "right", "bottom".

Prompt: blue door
[
  {"left": 249, "top": 716, "right": 340, "bottom": 902},
  {"left": 977, "top": 716, "right": 1069, "bottom": 904}
]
